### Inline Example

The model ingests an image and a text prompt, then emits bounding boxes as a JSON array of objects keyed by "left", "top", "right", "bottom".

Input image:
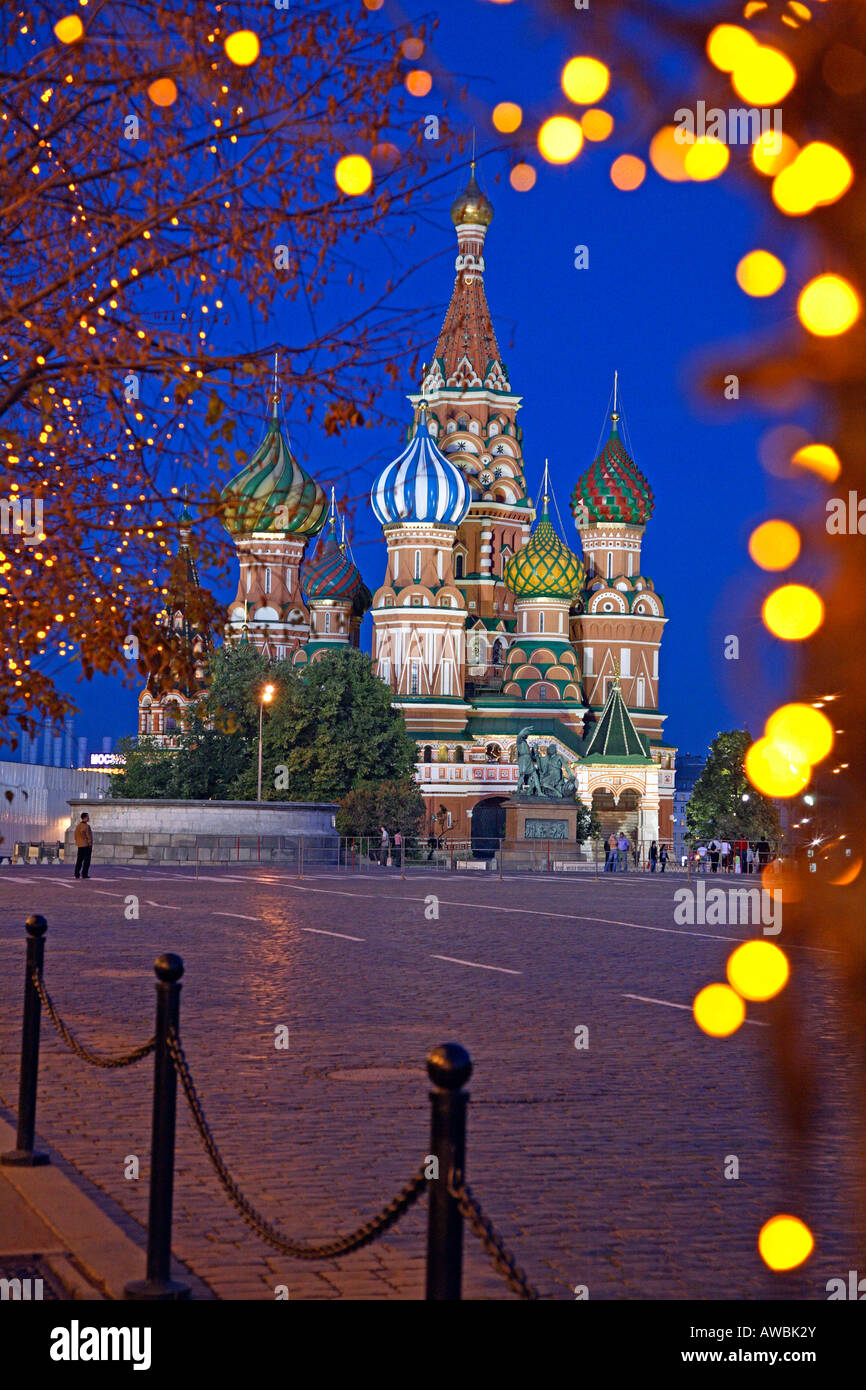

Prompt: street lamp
[{"left": 257, "top": 683, "right": 275, "bottom": 802}]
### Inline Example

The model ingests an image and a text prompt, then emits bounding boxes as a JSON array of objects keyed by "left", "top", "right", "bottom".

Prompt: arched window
[
  {"left": 455, "top": 746, "right": 465, "bottom": 763},
  {"left": 324, "top": 612, "right": 331, "bottom": 634},
  {"left": 637, "top": 676, "right": 646, "bottom": 706},
  {"left": 539, "top": 684, "right": 547, "bottom": 701},
  {"left": 607, "top": 551, "right": 613, "bottom": 579},
  {"left": 423, "top": 745, "right": 432, "bottom": 763},
  {"left": 454, "top": 553, "right": 464, "bottom": 579},
  {"left": 492, "top": 638, "right": 503, "bottom": 665},
  {"left": 538, "top": 612, "right": 544, "bottom": 633},
  {"left": 264, "top": 567, "right": 272, "bottom": 594},
  {"left": 414, "top": 550, "right": 421, "bottom": 581}
]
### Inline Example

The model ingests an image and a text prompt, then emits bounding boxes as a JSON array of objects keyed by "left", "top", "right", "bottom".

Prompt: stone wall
[{"left": 64, "top": 798, "right": 339, "bottom": 867}]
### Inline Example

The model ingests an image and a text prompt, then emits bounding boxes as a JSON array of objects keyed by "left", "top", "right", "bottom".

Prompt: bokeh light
[
  {"left": 405, "top": 70, "right": 432, "bottom": 97},
  {"left": 610, "top": 155, "right": 646, "bottom": 191},
  {"left": 762, "top": 584, "right": 824, "bottom": 640},
  {"left": 148, "top": 79, "right": 178, "bottom": 108},
  {"left": 401, "top": 37, "right": 424, "bottom": 60},
  {"left": 706, "top": 24, "right": 756, "bottom": 72},
  {"left": 758, "top": 1215, "right": 814, "bottom": 1271},
  {"left": 752, "top": 130, "right": 798, "bottom": 177},
  {"left": 773, "top": 142, "right": 853, "bottom": 215},
  {"left": 649, "top": 126, "right": 690, "bottom": 182},
  {"left": 224, "top": 31, "right": 260, "bottom": 66},
  {"left": 54, "top": 15, "right": 83, "bottom": 44},
  {"left": 797, "top": 274, "right": 861, "bottom": 336},
  {"left": 791, "top": 442, "right": 841, "bottom": 482},
  {"left": 581, "top": 109, "right": 614, "bottom": 142},
  {"left": 727, "top": 941, "right": 790, "bottom": 1001},
  {"left": 736, "top": 250, "right": 786, "bottom": 297},
  {"left": 684, "top": 136, "right": 729, "bottom": 181},
  {"left": 745, "top": 737, "right": 811, "bottom": 797},
  {"left": 335, "top": 154, "right": 373, "bottom": 195},
  {"left": 766, "top": 703, "right": 834, "bottom": 764},
  {"left": 493, "top": 102, "right": 523, "bottom": 134},
  {"left": 693, "top": 983, "right": 746, "bottom": 1037},
  {"left": 732, "top": 44, "right": 797, "bottom": 104},
  {"left": 510, "top": 162, "right": 537, "bottom": 192},
  {"left": 561, "top": 56, "right": 610, "bottom": 104},
  {"left": 748, "top": 519, "right": 800, "bottom": 569},
  {"left": 538, "top": 116, "right": 584, "bottom": 164}
]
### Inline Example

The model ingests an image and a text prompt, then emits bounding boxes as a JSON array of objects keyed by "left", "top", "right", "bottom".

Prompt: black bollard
[
  {"left": 425, "top": 1043, "right": 472, "bottom": 1300},
  {"left": 125, "top": 953, "right": 190, "bottom": 1300},
  {"left": 1, "top": 915, "right": 50, "bottom": 1166}
]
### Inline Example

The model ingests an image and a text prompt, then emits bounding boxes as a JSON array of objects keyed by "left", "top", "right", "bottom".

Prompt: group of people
[
  {"left": 603, "top": 833, "right": 670, "bottom": 873},
  {"left": 377, "top": 826, "right": 402, "bottom": 867},
  {"left": 690, "top": 837, "right": 772, "bottom": 874}
]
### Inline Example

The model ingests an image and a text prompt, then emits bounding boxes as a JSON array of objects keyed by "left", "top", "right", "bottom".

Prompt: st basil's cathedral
[{"left": 139, "top": 164, "right": 676, "bottom": 849}]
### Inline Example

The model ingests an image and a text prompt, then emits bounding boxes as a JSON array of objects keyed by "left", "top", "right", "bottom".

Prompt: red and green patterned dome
[
  {"left": 571, "top": 416, "right": 653, "bottom": 526},
  {"left": 504, "top": 503, "right": 584, "bottom": 600},
  {"left": 303, "top": 519, "right": 363, "bottom": 603},
  {"left": 221, "top": 396, "right": 328, "bottom": 538}
]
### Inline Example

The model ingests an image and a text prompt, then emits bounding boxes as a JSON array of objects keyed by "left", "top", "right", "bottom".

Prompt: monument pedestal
[{"left": 504, "top": 797, "right": 580, "bottom": 867}]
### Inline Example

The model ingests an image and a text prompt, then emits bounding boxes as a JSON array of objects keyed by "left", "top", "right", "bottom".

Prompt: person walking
[
  {"left": 696, "top": 843, "right": 708, "bottom": 873},
  {"left": 708, "top": 837, "right": 721, "bottom": 873},
  {"left": 659, "top": 843, "right": 668, "bottom": 874},
  {"left": 747, "top": 843, "right": 756, "bottom": 874},
  {"left": 393, "top": 830, "right": 402, "bottom": 869},
  {"left": 378, "top": 825, "right": 390, "bottom": 867},
  {"left": 649, "top": 840, "right": 658, "bottom": 873},
  {"left": 73, "top": 812, "right": 93, "bottom": 879}
]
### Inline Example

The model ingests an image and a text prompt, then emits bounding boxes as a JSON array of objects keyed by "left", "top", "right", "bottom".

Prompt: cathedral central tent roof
[{"left": 581, "top": 679, "right": 652, "bottom": 761}]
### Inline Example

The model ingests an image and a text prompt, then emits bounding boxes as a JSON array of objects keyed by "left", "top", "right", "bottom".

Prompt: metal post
[
  {"left": 498, "top": 838, "right": 503, "bottom": 881},
  {"left": 257, "top": 699, "right": 263, "bottom": 802},
  {"left": 400, "top": 829, "right": 406, "bottom": 880},
  {"left": 1, "top": 915, "right": 50, "bottom": 1166},
  {"left": 125, "top": 954, "right": 190, "bottom": 1300},
  {"left": 257, "top": 836, "right": 261, "bottom": 864},
  {"left": 297, "top": 836, "right": 303, "bottom": 880},
  {"left": 425, "top": 1043, "right": 472, "bottom": 1301},
  {"left": 547, "top": 839, "right": 550, "bottom": 873}
]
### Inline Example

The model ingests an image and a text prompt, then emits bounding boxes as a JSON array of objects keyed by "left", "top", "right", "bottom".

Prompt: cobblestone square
[{"left": 0, "top": 865, "right": 856, "bottom": 1300}]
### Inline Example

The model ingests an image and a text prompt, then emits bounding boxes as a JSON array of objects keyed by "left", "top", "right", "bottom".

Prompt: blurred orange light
[
  {"left": 335, "top": 155, "right": 373, "bottom": 195},
  {"left": 693, "top": 983, "right": 746, "bottom": 1037},
  {"left": 791, "top": 442, "right": 841, "bottom": 482},
  {"left": 797, "top": 274, "right": 861, "bottom": 336},
  {"left": 581, "top": 109, "right": 614, "bottom": 142},
  {"left": 54, "top": 15, "right": 84, "bottom": 43},
  {"left": 685, "top": 136, "right": 730, "bottom": 181},
  {"left": 746, "top": 737, "right": 811, "bottom": 797},
  {"left": 736, "top": 249, "right": 786, "bottom": 297},
  {"left": 401, "top": 38, "right": 424, "bottom": 60},
  {"left": 493, "top": 102, "right": 523, "bottom": 134},
  {"left": 766, "top": 703, "right": 834, "bottom": 763},
  {"left": 707, "top": 24, "right": 756, "bottom": 73},
  {"left": 148, "top": 78, "right": 178, "bottom": 108},
  {"left": 649, "top": 126, "right": 690, "bottom": 182},
  {"left": 405, "top": 69, "right": 432, "bottom": 97},
  {"left": 773, "top": 142, "right": 853, "bottom": 215},
  {"left": 538, "top": 116, "right": 584, "bottom": 164},
  {"left": 758, "top": 1215, "right": 814, "bottom": 1271},
  {"left": 727, "top": 940, "right": 789, "bottom": 1001},
  {"left": 509, "top": 162, "right": 537, "bottom": 192},
  {"left": 762, "top": 584, "right": 824, "bottom": 640},
  {"left": 748, "top": 518, "right": 800, "bottom": 569},
  {"left": 224, "top": 30, "right": 260, "bottom": 66},
  {"left": 732, "top": 45, "right": 797, "bottom": 104},
  {"left": 752, "top": 130, "right": 797, "bottom": 177},
  {"left": 561, "top": 56, "right": 610, "bottom": 104},
  {"left": 610, "top": 154, "right": 646, "bottom": 191}
]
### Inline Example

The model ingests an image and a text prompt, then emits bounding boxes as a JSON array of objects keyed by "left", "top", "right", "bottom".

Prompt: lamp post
[{"left": 257, "top": 683, "right": 275, "bottom": 802}]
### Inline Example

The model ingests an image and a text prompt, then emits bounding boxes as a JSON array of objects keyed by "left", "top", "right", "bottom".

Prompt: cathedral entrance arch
[{"left": 471, "top": 796, "right": 507, "bottom": 859}]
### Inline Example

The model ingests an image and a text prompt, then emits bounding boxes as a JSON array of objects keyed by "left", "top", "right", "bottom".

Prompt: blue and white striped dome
[{"left": 371, "top": 409, "right": 471, "bottom": 527}]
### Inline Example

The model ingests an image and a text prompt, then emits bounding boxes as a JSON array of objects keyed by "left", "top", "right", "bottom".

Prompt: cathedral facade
[{"left": 168, "top": 164, "right": 676, "bottom": 850}]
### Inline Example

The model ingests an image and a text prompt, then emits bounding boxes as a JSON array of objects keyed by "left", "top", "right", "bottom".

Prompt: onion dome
[
  {"left": 303, "top": 517, "right": 363, "bottom": 603},
  {"left": 221, "top": 394, "right": 328, "bottom": 537},
  {"left": 504, "top": 500, "right": 584, "bottom": 600},
  {"left": 450, "top": 163, "right": 494, "bottom": 228},
  {"left": 371, "top": 404, "right": 471, "bottom": 527},
  {"left": 571, "top": 413, "right": 653, "bottom": 526}
]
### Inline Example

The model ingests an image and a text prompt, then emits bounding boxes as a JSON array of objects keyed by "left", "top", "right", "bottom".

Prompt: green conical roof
[{"left": 582, "top": 679, "right": 651, "bottom": 760}]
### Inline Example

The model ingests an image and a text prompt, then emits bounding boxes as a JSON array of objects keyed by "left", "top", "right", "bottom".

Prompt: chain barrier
[
  {"left": 32, "top": 968, "right": 156, "bottom": 1069},
  {"left": 166, "top": 1027, "right": 428, "bottom": 1260},
  {"left": 448, "top": 1172, "right": 539, "bottom": 1300}
]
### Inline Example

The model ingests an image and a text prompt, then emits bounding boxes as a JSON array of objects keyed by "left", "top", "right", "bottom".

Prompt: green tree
[
  {"left": 337, "top": 778, "right": 425, "bottom": 840},
  {"left": 685, "top": 731, "right": 781, "bottom": 845},
  {"left": 112, "top": 736, "right": 177, "bottom": 798},
  {"left": 231, "top": 649, "right": 417, "bottom": 802}
]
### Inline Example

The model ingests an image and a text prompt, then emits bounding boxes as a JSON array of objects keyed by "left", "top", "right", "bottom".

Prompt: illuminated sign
[{"left": 89, "top": 752, "right": 126, "bottom": 767}]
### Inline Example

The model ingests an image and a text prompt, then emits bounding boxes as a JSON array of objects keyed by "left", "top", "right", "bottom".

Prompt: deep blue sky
[{"left": 45, "top": 0, "right": 823, "bottom": 762}]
